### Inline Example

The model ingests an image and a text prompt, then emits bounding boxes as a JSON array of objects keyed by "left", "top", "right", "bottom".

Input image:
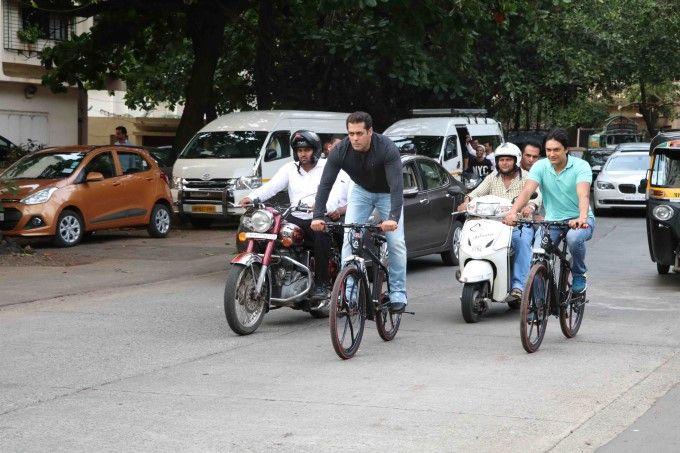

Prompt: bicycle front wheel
[
  {"left": 520, "top": 262, "right": 550, "bottom": 353},
  {"left": 329, "top": 264, "right": 367, "bottom": 359},
  {"left": 559, "top": 264, "right": 585, "bottom": 338}
]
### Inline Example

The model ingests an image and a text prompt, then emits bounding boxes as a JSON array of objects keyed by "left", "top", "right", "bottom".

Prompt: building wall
[
  {"left": 0, "top": 81, "right": 78, "bottom": 146},
  {"left": 88, "top": 117, "right": 179, "bottom": 147}
]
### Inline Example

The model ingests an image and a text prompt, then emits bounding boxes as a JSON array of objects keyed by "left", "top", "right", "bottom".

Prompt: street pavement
[{"left": 1, "top": 213, "right": 680, "bottom": 451}]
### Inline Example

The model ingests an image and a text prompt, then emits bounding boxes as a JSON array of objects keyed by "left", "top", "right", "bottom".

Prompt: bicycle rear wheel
[
  {"left": 374, "top": 268, "right": 401, "bottom": 341},
  {"left": 329, "top": 264, "right": 367, "bottom": 359},
  {"left": 559, "top": 264, "right": 585, "bottom": 338},
  {"left": 520, "top": 262, "right": 550, "bottom": 353}
]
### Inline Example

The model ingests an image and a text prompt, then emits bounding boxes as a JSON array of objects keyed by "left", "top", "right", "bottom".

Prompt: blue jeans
[
  {"left": 511, "top": 225, "right": 534, "bottom": 291},
  {"left": 537, "top": 217, "right": 595, "bottom": 276},
  {"left": 343, "top": 185, "right": 407, "bottom": 304}
]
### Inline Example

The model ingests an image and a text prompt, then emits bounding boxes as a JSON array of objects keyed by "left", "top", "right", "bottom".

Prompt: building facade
[{"left": 1, "top": 0, "right": 90, "bottom": 148}]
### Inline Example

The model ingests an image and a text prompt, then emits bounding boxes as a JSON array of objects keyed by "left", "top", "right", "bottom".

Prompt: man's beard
[{"left": 498, "top": 166, "right": 517, "bottom": 176}]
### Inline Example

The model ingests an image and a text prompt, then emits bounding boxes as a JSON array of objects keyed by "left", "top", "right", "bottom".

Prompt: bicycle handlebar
[
  {"left": 325, "top": 222, "right": 383, "bottom": 233},
  {"left": 517, "top": 219, "right": 574, "bottom": 228}
]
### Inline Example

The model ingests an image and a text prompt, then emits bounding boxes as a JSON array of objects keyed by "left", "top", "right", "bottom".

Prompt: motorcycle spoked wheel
[{"left": 224, "top": 263, "right": 269, "bottom": 335}]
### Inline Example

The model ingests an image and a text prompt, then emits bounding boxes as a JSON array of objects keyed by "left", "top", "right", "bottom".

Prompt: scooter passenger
[
  {"left": 240, "top": 130, "right": 347, "bottom": 299},
  {"left": 456, "top": 143, "right": 541, "bottom": 303}
]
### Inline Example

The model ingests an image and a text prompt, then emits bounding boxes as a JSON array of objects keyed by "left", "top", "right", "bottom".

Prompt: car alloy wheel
[
  {"left": 154, "top": 208, "right": 170, "bottom": 234},
  {"left": 59, "top": 214, "right": 82, "bottom": 244}
]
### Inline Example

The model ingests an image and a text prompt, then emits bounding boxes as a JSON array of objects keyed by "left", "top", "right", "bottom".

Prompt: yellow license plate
[{"left": 191, "top": 205, "right": 216, "bottom": 213}]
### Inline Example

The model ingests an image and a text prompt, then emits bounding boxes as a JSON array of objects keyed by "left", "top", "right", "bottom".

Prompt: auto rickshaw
[{"left": 646, "top": 131, "right": 680, "bottom": 274}]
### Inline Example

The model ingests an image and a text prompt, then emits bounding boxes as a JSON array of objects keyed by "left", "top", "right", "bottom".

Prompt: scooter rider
[
  {"left": 241, "top": 130, "right": 344, "bottom": 299},
  {"left": 457, "top": 142, "right": 541, "bottom": 303}
]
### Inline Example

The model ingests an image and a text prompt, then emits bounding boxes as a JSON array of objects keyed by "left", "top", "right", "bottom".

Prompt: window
[
  {"left": 84, "top": 152, "right": 116, "bottom": 179},
  {"left": 21, "top": 6, "right": 70, "bottom": 41},
  {"left": 403, "top": 164, "right": 418, "bottom": 191},
  {"left": 651, "top": 152, "right": 680, "bottom": 188},
  {"left": 605, "top": 155, "right": 648, "bottom": 172},
  {"left": 443, "top": 136, "right": 458, "bottom": 161},
  {"left": 264, "top": 131, "right": 291, "bottom": 162},
  {"left": 417, "top": 160, "right": 446, "bottom": 190},
  {"left": 390, "top": 136, "right": 444, "bottom": 159},
  {"left": 2, "top": 152, "right": 85, "bottom": 179},
  {"left": 180, "top": 131, "right": 268, "bottom": 159},
  {"left": 117, "top": 152, "right": 150, "bottom": 174}
]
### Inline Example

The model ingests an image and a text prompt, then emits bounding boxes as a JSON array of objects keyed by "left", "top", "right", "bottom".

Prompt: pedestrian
[
  {"left": 114, "top": 126, "right": 131, "bottom": 146},
  {"left": 520, "top": 139, "right": 542, "bottom": 172},
  {"left": 311, "top": 111, "right": 408, "bottom": 313},
  {"left": 322, "top": 134, "right": 344, "bottom": 158}
]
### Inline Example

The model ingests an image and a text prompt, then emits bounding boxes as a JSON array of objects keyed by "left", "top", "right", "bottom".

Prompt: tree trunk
[
  {"left": 638, "top": 81, "right": 657, "bottom": 136},
  {"left": 173, "top": 3, "right": 227, "bottom": 151},
  {"left": 254, "top": 0, "right": 274, "bottom": 109}
]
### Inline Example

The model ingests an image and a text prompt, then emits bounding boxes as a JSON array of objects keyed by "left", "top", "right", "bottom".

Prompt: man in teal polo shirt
[{"left": 504, "top": 128, "right": 594, "bottom": 293}]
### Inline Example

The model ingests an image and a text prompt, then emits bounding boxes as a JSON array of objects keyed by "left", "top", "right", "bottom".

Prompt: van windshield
[
  {"left": 2, "top": 152, "right": 85, "bottom": 179},
  {"left": 390, "top": 136, "right": 443, "bottom": 159},
  {"left": 180, "top": 131, "right": 268, "bottom": 159},
  {"left": 651, "top": 152, "right": 680, "bottom": 188}
]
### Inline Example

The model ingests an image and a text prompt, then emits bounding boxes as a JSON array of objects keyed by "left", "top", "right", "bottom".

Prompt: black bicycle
[
  {"left": 518, "top": 220, "right": 587, "bottom": 353},
  {"left": 326, "top": 222, "right": 402, "bottom": 359}
]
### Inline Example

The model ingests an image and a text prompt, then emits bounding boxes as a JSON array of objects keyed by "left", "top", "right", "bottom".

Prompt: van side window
[
  {"left": 84, "top": 152, "right": 116, "bottom": 179},
  {"left": 443, "top": 136, "right": 458, "bottom": 160},
  {"left": 264, "top": 131, "right": 291, "bottom": 162},
  {"left": 118, "top": 152, "right": 150, "bottom": 174}
]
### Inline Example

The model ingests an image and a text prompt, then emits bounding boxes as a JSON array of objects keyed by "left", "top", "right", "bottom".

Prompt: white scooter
[{"left": 456, "top": 195, "right": 516, "bottom": 323}]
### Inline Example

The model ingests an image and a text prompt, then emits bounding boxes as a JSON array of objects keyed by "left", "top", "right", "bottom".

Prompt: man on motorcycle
[
  {"left": 240, "top": 130, "right": 345, "bottom": 299},
  {"left": 457, "top": 142, "right": 542, "bottom": 303}
]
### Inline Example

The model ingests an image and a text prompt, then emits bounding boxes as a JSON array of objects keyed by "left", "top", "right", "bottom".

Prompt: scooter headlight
[
  {"left": 468, "top": 201, "right": 508, "bottom": 217},
  {"left": 250, "top": 209, "right": 274, "bottom": 233}
]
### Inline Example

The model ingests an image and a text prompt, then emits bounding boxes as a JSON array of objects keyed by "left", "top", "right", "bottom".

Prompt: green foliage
[{"left": 17, "top": 23, "right": 42, "bottom": 44}]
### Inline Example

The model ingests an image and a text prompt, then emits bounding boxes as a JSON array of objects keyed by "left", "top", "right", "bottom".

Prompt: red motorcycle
[{"left": 224, "top": 200, "right": 341, "bottom": 335}]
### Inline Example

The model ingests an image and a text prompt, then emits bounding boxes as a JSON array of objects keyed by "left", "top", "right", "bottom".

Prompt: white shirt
[
  {"left": 248, "top": 160, "right": 345, "bottom": 220},
  {"left": 326, "top": 170, "right": 352, "bottom": 212}
]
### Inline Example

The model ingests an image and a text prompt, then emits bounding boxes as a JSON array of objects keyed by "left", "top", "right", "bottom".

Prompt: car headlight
[
  {"left": 172, "top": 176, "right": 183, "bottom": 189},
  {"left": 250, "top": 209, "right": 274, "bottom": 233},
  {"left": 21, "top": 187, "right": 58, "bottom": 205},
  {"left": 652, "top": 205, "right": 674, "bottom": 222},
  {"left": 596, "top": 181, "right": 615, "bottom": 190},
  {"left": 234, "top": 176, "right": 262, "bottom": 191}
]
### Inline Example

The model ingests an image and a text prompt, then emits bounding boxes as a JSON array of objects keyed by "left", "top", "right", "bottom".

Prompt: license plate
[
  {"left": 623, "top": 195, "right": 643, "bottom": 201},
  {"left": 244, "top": 232, "right": 277, "bottom": 240},
  {"left": 191, "top": 204, "right": 217, "bottom": 213}
]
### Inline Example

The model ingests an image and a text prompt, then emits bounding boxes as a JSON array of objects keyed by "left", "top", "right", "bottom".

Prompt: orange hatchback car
[{"left": 0, "top": 145, "right": 173, "bottom": 246}]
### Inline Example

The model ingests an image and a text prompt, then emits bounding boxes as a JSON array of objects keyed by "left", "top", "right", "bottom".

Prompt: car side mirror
[
  {"left": 447, "top": 185, "right": 463, "bottom": 196},
  {"left": 264, "top": 148, "right": 278, "bottom": 161},
  {"left": 86, "top": 172, "right": 104, "bottom": 182},
  {"left": 403, "top": 187, "right": 419, "bottom": 198}
]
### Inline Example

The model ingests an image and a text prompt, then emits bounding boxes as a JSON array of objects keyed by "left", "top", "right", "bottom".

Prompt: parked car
[
  {"left": 0, "top": 145, "right": 173, "bottom": 246},
  {"left": 146, "top": 145, "right": 180, "bottom": 179},
  {"left": 235, "top": 154, "right": 466, "bottom": 265},
  {"left": 612, "top": 142, "right": 651, "bottom": 153},
  {"left": 593, "top": 150, "right": 648, "bottom": 215},
  {"left": 582, "top": 147, "right": 613, "bottom": 182}
]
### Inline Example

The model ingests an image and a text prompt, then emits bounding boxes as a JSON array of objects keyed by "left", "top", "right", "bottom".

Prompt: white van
[
  {"left": 384, "top": 109, "right": 504, "bottom": 180},
  {"left": 172, "top": 110, "right": 348, "bottom": 225}
]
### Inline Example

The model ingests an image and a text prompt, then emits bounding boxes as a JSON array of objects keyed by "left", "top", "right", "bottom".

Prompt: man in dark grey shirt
[{"left": 312, "top": 111, "right": 407, "bottom": 313}]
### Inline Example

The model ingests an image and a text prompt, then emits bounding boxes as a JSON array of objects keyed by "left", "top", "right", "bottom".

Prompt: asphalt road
[{"left": 1, "top": 212, "right": 680, "bottom": 452}]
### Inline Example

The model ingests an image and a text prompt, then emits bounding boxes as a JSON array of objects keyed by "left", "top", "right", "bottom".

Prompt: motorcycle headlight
[
  {"left": 652, "top": 205, "right": 674, "bottom": 222},
  {"left": 596, "top": 181, "right": 614, "bottom": 190},
  {"left": 172, "top": 176, "right": 183, "bottom": 189},
  {"left": 21, "top": 187, "right": 58, "bottom": 205},
  {"left": 250, "top": 209, "right": 274, "bottom": 233},
  {"left": 234, "top": 176, "right": 263, "bottom": 191}
]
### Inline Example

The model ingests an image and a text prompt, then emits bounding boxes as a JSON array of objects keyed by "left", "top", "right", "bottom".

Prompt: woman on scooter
[{"left": 457, "top": 143, "right": 542, "bottom": 303}]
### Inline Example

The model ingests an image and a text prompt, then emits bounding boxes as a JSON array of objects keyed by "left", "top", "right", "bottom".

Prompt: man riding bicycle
[
  {"left": 457, "top": 142, "right": 542, "bottom": 303},
  {"left": 241, "top": 130, "right": 347, "bottom": 299},
  {"left": 504, "top": 128, "right": 594, "bottom": 294},
  {"left": 311, "top": 111, "right": 408, "bottom": 314}
]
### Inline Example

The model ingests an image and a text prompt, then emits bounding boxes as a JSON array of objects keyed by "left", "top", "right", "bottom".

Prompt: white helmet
[{"left": 494, "top": 142, "right": 522, "bottom": 167}]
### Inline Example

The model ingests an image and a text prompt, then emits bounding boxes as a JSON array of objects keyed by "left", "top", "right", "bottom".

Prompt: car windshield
[
  {"left": 180, "top": 131, "right": 268, "bottom": 159},
  {"left": 650, "top": 152, "right": 680, "bottom": 188},
  {"left": 606, "top": 155, "right": 648, "bottom": 171},
  {"left": 1, "top": 152, "right": 85, "bottom": 179},
  {"left": 391, "top": 136, "right": 443, "bottom": 159}
]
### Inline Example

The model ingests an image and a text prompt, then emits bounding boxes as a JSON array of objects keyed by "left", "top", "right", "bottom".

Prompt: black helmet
[{"left": 291, "top": 130, "right": 322, "bottom": 162}]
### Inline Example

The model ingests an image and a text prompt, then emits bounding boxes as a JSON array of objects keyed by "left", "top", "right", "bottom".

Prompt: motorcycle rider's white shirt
[
  {"left": 248, "top": 159, "right": 345, "bottom": 220},
  {"left": 326, "top": 170, "right": 352, "bottom": 212}
]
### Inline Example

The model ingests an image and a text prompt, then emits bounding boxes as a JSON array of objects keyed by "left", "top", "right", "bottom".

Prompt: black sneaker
[{"left": 390, "top": 301, "right": 407, "bottom": 314}]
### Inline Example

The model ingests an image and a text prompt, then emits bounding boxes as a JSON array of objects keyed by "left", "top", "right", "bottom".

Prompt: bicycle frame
[{"left": 531, "top": 223, "right": 572, "bottom": 315}]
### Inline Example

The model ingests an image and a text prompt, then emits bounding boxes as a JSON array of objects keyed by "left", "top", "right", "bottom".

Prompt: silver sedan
[{"left": 593, "top": 151, "right": 648, "bottom": 215}]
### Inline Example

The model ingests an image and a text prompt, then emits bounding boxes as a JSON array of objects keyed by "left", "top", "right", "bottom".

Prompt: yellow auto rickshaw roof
[{"left": 650, "top": 131, "right": 680, "bottom": 154}]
